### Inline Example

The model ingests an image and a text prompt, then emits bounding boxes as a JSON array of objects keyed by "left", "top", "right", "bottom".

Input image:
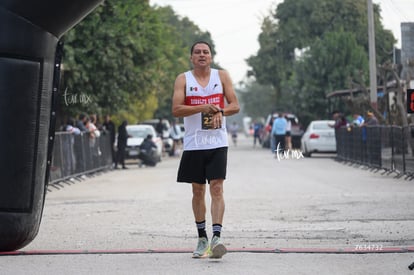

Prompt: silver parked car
[{"left": 301, "top": 120, "right": 336, "bottom": 157}]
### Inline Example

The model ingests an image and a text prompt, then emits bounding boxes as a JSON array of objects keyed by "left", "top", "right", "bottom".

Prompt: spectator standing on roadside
[
  {"left": 329, "top": 111, "right": 348, "bottom": 134},
  {"left": 285, "top": 115, "right": 292, "bottom": 150},
  {"left": 90, "top": 114, "right": 101, "bottom": 130},
  {"left": 329, "top": 111, "right": 348, "bottom": 155},
  {"left": 76, "top": 113, "right": 88, "bottom": 132},
  {"left": 272, "top": 113, "right": 287, "bottom": 154},
  {"left": 330, "top": 111, "right": 348, "bottom": 130},
  {"left": 360, "top": 110, "right": 379, "bottom": 143},
  {"left": 361, "top": 111, "right": 379, "bottom": 164},
  {"left": 103, "top": 114, "right": 116, "bottom": 165},
  {"left": 155, "top": 118, "right": 165, "bottom": 137},
  {"left": 87, "top": 115, "right": 101, "bottom": 138},
  {"left": 74, "top": 114, "right": 89, "bottom": 173},
  {"left": 361, "top": 111, "right": 378, "bottom": 126},
  {"left": 228, "top": 121, "right": 239, "bottom": 146},
  {"left": 352, "top": 113, "right": 365, "bottom": 127},
  {"left": 64, "top": 117, "right": 81, "bottom": 135},
  {"left": 170, "top": 119, "right": 182, "bottom": 156},
  {"left": 63, "top": 118, "right": 81, "bottom": 175},
  {"left": 88, "top": 115, "right": 102, "bottom": 161},
  {"left": 252, "top": 120, "right": 263, "bottom": 147},
  {"left": 115, "top": 120, "right": 129, "bottom": 169},
  {"left": 268, "top": 116, "right": 276, "bottom": 153}
]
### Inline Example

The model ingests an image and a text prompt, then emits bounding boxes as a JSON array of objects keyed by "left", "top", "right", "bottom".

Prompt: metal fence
[
  {"left": 49, "top": 131, "right": 113, "bottom": 184},
  {"left": 336, "top": 125, "right": 414, "bottom": 178}
]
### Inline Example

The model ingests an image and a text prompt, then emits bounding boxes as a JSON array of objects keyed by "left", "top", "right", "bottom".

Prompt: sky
[{"left": 150, "top": 0, "right": 413, "bottom": 84}]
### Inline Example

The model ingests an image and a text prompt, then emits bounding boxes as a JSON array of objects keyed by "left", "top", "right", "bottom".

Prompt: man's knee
[
  {"left": 192, "top": 184, "right": 205, "bottom": 198},
  {"left": 210, "top": 180, "right": 224, "bottom": 198}
]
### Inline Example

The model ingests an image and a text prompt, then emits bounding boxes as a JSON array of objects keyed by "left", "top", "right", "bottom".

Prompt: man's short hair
[{"left": 190, "top": 41, "right": 212, "bottom": 54}]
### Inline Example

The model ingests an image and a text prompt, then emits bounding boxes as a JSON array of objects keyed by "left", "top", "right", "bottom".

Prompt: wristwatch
[{"left": 219, "top": 109, "right": 224, "bottom": 115}]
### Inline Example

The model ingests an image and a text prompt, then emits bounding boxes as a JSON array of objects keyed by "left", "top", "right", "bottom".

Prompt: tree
[
  {"left": 246, "top": 0, "right": 395, "bottom": 123},
  {"left": 59, "top": 1, "right": 216, "bottom": 126},
  {"left": 61, "top": 0, "right": 164, "bottom": 122},
  {"left": 293, "top": 30, "right": 369, "bottom": 123}
]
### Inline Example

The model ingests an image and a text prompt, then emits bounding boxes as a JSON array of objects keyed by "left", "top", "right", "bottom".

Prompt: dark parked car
[{"left": 261, "top": 113, "right": 304, "bottom": 149}]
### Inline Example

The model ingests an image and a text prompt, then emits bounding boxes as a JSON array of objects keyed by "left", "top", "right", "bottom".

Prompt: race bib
[{"left": 201, "top": 113, "right": 214, "bottom": 130}]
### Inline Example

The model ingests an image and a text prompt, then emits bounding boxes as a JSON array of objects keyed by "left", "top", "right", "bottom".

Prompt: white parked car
[
  {"left": 125, "top": 124, "right": 162, "bottom": 162},
  {"left": 301, "top": 120, "right": 336, "bottom": 157}
]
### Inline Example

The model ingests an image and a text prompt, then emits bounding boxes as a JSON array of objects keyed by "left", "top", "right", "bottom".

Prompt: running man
[{"left": 171, "top": 41, "right": 240, "bottom": 258}]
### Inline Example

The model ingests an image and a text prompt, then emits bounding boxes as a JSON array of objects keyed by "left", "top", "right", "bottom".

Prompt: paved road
[{"left": 1, "top": 135, "right": 414, "bottom": 274}]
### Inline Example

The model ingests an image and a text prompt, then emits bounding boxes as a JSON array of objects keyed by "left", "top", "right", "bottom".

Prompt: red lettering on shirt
[{"left": 186, "top": 94, "right": 224, "bottom": 108}]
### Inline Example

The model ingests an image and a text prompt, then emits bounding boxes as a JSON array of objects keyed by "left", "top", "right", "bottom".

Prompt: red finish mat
[{"left": 1, "top": 246, "right": 413, "bottom": 256}]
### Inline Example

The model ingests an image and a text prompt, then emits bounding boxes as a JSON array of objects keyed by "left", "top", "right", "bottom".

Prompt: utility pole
[{"left": 367, "top": 0, "right": 377, "bottom": 110}]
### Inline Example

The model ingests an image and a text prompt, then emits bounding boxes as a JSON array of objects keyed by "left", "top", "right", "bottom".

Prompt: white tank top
[{"left": 183, "top": 69, "right": 228, "bottom": 151}]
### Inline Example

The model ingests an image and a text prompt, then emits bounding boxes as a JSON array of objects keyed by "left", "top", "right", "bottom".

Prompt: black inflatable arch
[{"left": 0, "top": 0, "right": 103, "bottom": 251}]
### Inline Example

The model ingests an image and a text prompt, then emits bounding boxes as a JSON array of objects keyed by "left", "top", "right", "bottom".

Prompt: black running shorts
[{"left": 177, "top": 147, "right": 228, "bottom": 184}]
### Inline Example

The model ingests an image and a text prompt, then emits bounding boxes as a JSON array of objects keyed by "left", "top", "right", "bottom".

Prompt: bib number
[{"left": 201, "top": 113, "right": 213, "bottom": 130}]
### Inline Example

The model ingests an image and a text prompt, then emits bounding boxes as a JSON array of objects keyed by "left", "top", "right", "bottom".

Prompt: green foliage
[
  {"left": 61, "top": 0, "right": 163, "bottom": 121},
  {"left": 246, "top": 0, "right": 396, "bottom": 123},
  {"left": 59, "top": 1, "right": 215, "bottom": 127},
  {"left": 293, "top": 30, "right": 369, "bottom": 124}
]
